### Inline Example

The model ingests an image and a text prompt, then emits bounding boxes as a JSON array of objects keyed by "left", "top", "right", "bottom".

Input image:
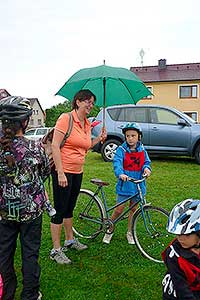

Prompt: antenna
[{"left": 139, "top": 49, "right": 145, "bottom": 67}]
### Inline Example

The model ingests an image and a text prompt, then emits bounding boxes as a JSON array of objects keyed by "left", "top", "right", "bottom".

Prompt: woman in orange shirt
[{"left": 50, "top": 89, "right": 106, "bottom": 264}]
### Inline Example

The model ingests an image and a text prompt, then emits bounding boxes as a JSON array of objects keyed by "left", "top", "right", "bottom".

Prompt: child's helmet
[
  {"left": 0, "top": 96, "right": 32, "bottom": 121},
  {"left": 122, "top": 122, "right": 143, "bottom": 137},
  {"left": 167, "top": 199, "right": 200, "bottom": 235}
]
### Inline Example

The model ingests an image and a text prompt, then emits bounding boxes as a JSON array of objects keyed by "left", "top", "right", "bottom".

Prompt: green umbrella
[{"left": 56, "top": 64, "right": 151, "bottom": 125}]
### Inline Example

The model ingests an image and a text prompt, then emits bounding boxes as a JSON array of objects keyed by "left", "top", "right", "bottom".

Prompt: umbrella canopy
[{"left": 56, "top": 64, "right": 152, "bottom": 107}]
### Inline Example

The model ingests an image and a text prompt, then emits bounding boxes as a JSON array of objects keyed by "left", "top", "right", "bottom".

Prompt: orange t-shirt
[{"left": 55, "top": 110, "right": 92, "bottom": 173}]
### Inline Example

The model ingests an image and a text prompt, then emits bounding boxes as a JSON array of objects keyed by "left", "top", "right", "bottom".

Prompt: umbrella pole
[
  {"left": 101, "top": 77, "right": 106, "bottom": 143},
  {"left": 103, "top": 77, "right": 106, "bottom": 127}
]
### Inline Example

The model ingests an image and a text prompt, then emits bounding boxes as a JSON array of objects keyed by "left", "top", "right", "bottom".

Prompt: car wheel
[
  {"left": 101, "top": 139, "right": 121, "bottom": 162},
  {"left": 194, "top": 144, "right": 200, "bottom": 164}
]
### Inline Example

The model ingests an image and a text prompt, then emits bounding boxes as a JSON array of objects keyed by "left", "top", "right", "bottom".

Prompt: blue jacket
[{"left": 113, "top": 141, "right": 151, "bottom": 197}]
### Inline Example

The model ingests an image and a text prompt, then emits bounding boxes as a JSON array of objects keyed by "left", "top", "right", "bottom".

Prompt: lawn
[{"left": 14, "top": 152, "right": 200, "bottom": 300}]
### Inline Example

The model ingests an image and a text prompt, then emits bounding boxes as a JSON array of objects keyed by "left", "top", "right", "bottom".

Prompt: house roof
[
  {"left": 0, "top": 89, "right": 11, "bottom": 100},
  {"left": 130, "top": 60, "right": 200, "bottom": 83},
  {"left": 29, "top": 98, "right": 44, "bottom": 115}
]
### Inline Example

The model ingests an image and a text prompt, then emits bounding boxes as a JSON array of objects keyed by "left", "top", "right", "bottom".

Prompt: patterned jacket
[{"left": 0, "top": 136, "right": 50, "bottom": 222}]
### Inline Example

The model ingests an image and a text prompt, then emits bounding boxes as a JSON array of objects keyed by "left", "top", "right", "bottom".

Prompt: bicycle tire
[
  {"left": 73, "top": 189, "right": 106, "bottom": 239},
  {"left": 132, "top": 205, "right": 171, "bottom": 263}
]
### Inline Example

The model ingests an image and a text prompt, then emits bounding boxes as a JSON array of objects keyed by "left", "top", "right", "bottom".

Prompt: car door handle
[{"left": 152, "top": 126, "right": 159, "bottom": 130}]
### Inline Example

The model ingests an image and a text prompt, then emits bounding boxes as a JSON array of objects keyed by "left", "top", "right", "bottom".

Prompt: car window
[
  {"left": 36, "top": 128, "right": 48, "bottom": 135},
  {"left": 107, "top": 108, "right": 121, "bottom": 121},
  {"left": 25, "top": 129, "right": 36, "bottom": 136},
  {"left": 150, "top": 108, "right": 180, "bottom": 125},
  {"left": 117, "top": 107, "right": 148, "bottom": 123}
]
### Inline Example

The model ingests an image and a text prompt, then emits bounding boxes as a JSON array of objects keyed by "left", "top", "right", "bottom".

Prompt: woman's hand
[
  {"left": 99, "top": 127, "right": 107, "bottom": 143},
  {"left": 91, "top": 127, "right": 107, "bottom": 147},
  {"left": 58, "top": 172, "right": 68, "bottom": 187}
]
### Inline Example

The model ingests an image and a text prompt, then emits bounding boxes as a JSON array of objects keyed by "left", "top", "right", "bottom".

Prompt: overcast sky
[{"left": 1, "top": 0, "right": 200, "bottom": 109}]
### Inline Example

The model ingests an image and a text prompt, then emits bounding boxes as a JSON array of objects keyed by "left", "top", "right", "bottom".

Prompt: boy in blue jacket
[{"left": 103, "top": 123, "right": 151, "bottom": 244}]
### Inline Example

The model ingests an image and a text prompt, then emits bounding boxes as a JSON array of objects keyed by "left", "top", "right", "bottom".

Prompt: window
[
  {"left": 179, "top": 85, "right": 197, "bottom": 98},
  {"left": 117, "top": 107, "right": 148, "bottom": 123},
  {"left": 25, "top": 129, "right": 36, "bottom": 136},
  {"left": 184, "top": 111, "right": 197, "bottom": 121},
  {"left": 38, "top": 119, "right": 42, "bottom": 126},
  {"left": 29, "top": 119, "right": 34, "bottom": 126},
  {"left": 108, "top": 108, "right": 121, "bottom": 121},
  {"left": 150, "top": 108, "right": 180, "bottom": 125},
  {"left": 36, "top": 128, "right": 47, "bottom": 135}
]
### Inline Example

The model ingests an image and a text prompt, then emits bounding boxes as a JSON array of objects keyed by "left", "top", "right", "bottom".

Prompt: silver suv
[{"left": 91, "top": 104, "right": 200, "bottom": 163}]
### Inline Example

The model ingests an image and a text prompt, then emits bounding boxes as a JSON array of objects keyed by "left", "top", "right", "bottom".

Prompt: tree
[
  {"left": 45, "top": 100, "right": 71, "bottom": 127},
  {"left": 45, "top": 100, "right": 100, "bottom": 127}
]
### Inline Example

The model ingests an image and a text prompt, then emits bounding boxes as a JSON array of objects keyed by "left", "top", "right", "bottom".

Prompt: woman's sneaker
[
  {"left": 49, "top": 249, "right": 71, "bottom": 264},
  {"left": 62, "top": 239, "right": 88, "bottom": 251},
  {"left": 126, "top": 231, "right": 135, "bottom": 244},
  {"left": 102, "top": 233, "right": 113, "bottom": 244}
]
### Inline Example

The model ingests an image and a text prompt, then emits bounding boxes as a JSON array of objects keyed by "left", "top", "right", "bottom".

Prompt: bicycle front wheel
[
  {"left": 73, "top": 189, "right": 105, "bottom": 239},
  {"left": 132, "top": 205, "right": 171, "bottom": 263}
]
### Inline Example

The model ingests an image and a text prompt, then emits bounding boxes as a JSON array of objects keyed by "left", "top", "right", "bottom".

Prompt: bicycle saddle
[{"left": 90, "top": 178, "right": 109, "bottom": 186}]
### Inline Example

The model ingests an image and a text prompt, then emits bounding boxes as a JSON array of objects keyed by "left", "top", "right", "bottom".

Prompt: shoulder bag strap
[{"left": 60, "top": 112, "right": 73, "bottom": 148}]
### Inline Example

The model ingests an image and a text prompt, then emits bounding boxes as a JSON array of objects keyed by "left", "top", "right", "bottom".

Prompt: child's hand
[
  {"left": 119, "top": 174, "right": 129, "bottom": 181},
  {"left": 143, "top": 168, "right": 151, "bottom": 178}
]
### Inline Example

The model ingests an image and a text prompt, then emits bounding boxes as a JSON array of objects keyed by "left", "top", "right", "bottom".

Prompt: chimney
[{"left": 158, "top": 59, "right": 167, "bottom": 70}]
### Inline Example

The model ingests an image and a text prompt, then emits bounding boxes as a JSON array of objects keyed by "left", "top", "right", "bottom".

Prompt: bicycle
[{"left": 73, "top": 176, "right": 171, "bottom": 263}]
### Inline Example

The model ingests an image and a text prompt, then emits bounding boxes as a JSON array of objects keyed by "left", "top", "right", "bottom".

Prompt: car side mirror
[{"left": 177, "top": 118, "right": 187, "bottom": 126}]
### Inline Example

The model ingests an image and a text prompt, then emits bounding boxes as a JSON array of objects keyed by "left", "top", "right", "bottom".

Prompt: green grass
[{"left": 14, "top": 152, "right": 199, "bottom": 300}]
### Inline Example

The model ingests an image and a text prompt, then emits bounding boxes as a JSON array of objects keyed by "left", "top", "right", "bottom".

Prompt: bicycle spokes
[
  {"left": 73, "top": 190, "right": 104, "bottom": 239},
  {"left": 132, "top": 206, "right": 172, "bottom": 263}
]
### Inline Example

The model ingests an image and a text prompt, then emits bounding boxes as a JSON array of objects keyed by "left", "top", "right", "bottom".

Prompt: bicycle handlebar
[
  {"left": 90, "top": 175, "right": 147, "bottom": 187},
  {"left": 127, "top": 174, "right": 147, "bottom": 184}
]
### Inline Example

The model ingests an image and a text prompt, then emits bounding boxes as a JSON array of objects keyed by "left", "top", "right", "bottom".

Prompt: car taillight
[{"left": 91, "top": 120, "right": 101, "bottom": 128}]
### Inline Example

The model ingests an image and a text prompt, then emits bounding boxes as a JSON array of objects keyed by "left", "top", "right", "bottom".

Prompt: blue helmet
[{"left": 122, "top": 122, "right": 142, "bottom": 137}]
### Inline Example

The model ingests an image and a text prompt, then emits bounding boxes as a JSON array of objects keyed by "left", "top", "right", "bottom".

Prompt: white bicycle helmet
[{"left": 167, "top": 199, "right": 200, "bottom": 235}]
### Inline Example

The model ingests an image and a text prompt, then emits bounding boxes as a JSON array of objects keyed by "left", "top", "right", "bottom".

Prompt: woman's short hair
[{"left": 71, "top": 89, "right": 96, "bottom": 109}]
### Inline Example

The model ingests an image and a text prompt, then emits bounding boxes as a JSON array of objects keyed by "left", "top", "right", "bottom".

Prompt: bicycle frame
[{"left": 92, "top": 177, "right": 148, "bottom": 228}]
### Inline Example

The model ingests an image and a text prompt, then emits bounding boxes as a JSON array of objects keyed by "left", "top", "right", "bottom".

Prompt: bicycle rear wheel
[
  {"left": 132, "top": 205, "right": 171, "bottom": 263},
  {"left": 73, "top": 189, "right": 105, "bottom": 239}
]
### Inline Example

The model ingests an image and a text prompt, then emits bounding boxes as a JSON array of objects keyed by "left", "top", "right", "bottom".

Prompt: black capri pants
[{"left": 51, "top": 170, "right": 83, "bottom": 224}]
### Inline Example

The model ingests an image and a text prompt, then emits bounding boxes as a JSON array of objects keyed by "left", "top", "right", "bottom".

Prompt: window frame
[{"left": 178, "top": 84, "right": 198, "bottom": 99}]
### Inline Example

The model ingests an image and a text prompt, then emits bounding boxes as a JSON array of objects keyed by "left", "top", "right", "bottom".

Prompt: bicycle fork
[{"left": 136, "top": 184, "right": 159, "bottom": 238}]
